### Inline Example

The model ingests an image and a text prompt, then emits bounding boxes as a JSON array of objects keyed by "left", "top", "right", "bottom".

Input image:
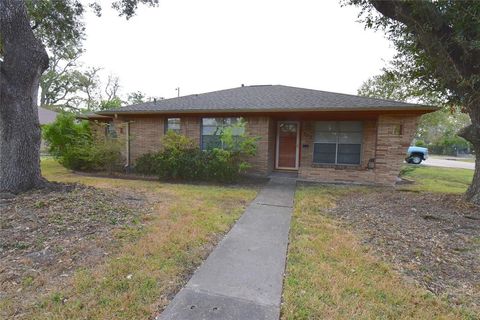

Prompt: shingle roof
[
  {"left": 98, "top": 85, "right": 435, "bottom": 115},
  {"left": 77, "top": 112, "right": 113, "bottom": 120},
  {"left": 38, "top": 107, "right": 58, "bottom": 125}
]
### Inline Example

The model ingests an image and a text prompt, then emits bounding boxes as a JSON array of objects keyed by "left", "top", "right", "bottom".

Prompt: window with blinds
[
  {"left": 313, "top": 121, "right": 363, "bottom": 165},
  {"left": 165, "top": 118, "right": 181, "bottom": 134}
]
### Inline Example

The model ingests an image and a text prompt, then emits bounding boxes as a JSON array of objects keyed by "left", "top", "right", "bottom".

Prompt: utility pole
[{"left": 175, "top": 87, "right": 180, "bottom": 97}]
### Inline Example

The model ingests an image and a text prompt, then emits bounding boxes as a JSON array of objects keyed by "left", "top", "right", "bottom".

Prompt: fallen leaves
[
  {"left": 328, "top": 190, "right": 480, "bottom": 311},
  {"left": 0, "top": 183, "right": 148, "bottom": 319}
]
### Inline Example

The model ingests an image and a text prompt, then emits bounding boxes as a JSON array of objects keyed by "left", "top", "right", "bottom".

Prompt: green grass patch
[
  {"left": 282, "top": 185, "right": 475, "bottom": 320},
  {"left": 399, "top": 165, "right": 473, "bottom": 193}
]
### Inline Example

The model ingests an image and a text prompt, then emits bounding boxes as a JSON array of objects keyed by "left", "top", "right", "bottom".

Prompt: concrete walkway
[{"left": 158, "top": 177, "right": 296, "bottom": 320}]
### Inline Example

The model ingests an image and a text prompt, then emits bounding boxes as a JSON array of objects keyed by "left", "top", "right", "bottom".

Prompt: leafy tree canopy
[
  {"left": 1, "top": 1, "right": 161, "bottom": 113},
  {"left": 127, "top": 91, "right": 148, "bottom": 104},
  {"left": 1, "top": 0, "right": 159, "bottom": 57},
  {"left": 347, "top": 0, "right": 480, "bottom": 203},
  {"left": 348, "top": 0, "right": 480, "bottom": 109},
  {"left": 25, "top": 0, "right": 85, "bottom": 53},
  {"left": 0, "top": 0, "right": 159, "bottom": 193},
  {"left": 98, "top": 97, "right": 123, "bottom": 111},
  {"left": 358, "top": 71, "right": 471, "bottom": 151}
]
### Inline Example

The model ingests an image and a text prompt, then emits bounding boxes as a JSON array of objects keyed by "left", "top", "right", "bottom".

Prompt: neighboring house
[
  {"left": 86, "top": 85, "right": 436, "bottom": 185},
  {"left": 38, "top": 106, "right": 59, "bottom": 153},
  {"left": 38, "top": 106, "right": 58, "bottom": 126}
]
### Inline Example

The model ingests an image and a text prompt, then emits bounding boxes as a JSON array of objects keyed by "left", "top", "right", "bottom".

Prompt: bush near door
[{"left": 135, "top": 128, "right": 258, "bottom": 182}]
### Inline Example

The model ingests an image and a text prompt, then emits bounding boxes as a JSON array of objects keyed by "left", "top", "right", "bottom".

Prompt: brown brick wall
[
  {"left": 268, "top": 118, "right": 276, "bottom": 173},
  {"left": 111, "top": 116, "right": 198, "bottom": 164},
  {"left": 298, "top": 120, "right": 377, "bottom": 184},
  {"left": 182, "top": 117, "right": 201, "bottom": 147},
  {"left": 103, "top": 115, "right": 274, "bottom": 174},
  {"left": 298, "top": 115, "right": 419, "bottom": 185},
  {"left": 89, "top": 121, "right": 108, "bottom": 141},
  {"left": 245, "top": 116, "right": 274, "bottom": 176},
  {"left": 91, "top": 113, "right": 419, "bottom": 184},
  {"left": 374, "top": 114, "right": 419, "bottom": 185},
  {"left": 126, "top": 117, "right": 164, "bottom": 162},
  {"left": 361, "top": 120, "right": 377, "bottom": 167},
  {"left": 105, "top": 118, "right": 128, "bottom": 164}
]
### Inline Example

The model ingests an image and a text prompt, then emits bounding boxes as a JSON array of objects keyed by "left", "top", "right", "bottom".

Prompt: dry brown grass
[
  {"left": 282, "top": 186, "right": 478, "bottom": 320},
  {"left": 5, "top": 159, "right": 258, "bottom": 319}
]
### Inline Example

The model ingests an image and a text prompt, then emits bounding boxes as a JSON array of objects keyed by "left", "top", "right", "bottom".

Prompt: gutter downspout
[{"left": 125, "top": 121, "right": 131, "bottom": 171}]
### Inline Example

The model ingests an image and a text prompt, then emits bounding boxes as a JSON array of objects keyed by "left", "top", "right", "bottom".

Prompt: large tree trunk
[
  {"left": 0, "top": 0, "right": 49, "bottom": 193},
  {"left": 459, "top": 107, "right": 480, "bottom": 205},
  {"left": 467, "top": 144, "right": 480, "bottom": 204}
]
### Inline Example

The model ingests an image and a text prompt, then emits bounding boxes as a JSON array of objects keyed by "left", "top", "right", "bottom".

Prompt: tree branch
[{"left": 370, "top": 1, "right": 476, "bottom": 90}]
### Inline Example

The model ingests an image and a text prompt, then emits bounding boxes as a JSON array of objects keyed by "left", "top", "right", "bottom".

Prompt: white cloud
[{"left": 80, "top": 0, "right": 395, "bottom": 99}]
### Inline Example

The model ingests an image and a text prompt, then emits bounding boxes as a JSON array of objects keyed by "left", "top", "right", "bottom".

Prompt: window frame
[
  {"left": 390, "top": 124, "right": 403, "bottom": 136},
  {"left": 105, "top": 121, "right": 117, "bottom": 139},
  {"left": 165, "top": 117, "right": 181, "bottom": 134},
  {"left": 200, "top": 117, "right": 244, "bottom": 150},
  {"left": 312, "top": 121, "right": 363, "bottom": 166}
]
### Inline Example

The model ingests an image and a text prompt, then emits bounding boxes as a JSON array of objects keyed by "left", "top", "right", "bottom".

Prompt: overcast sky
[{"left": 80, "top": 0, "right": 395, "bottom": 100}]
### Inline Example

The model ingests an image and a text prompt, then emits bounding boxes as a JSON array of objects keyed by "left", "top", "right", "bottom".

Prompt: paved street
[{"left": 422, "top": 157, "right": 475, "bottom": 170}]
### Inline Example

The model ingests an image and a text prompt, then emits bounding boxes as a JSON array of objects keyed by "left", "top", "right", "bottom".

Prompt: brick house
[{"left": 87, "top": 85, "right": 435, "bottom": 185}]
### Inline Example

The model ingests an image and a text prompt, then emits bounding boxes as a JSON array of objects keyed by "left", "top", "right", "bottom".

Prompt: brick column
[
  {"left": 374, "top": 115, "right": 419, "bottom": 185},
  {"left": 127, "top": 117, "right": 164, "bottom": 163},
  {"left": 245, "top": 116, "right": 274, "bottom": 176},
  {"left": 183, "top": 117, "right": 201, "bottom": 147}
]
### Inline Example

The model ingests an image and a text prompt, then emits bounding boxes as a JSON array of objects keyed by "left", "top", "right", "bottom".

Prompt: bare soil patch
[
  {"left": 0, "top": 183, "right": 149, "bottom": 318},
  {"left": 328, "top": 189, "right": 480, "bottom": 311}
]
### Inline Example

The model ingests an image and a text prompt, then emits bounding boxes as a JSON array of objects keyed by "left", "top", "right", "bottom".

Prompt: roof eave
[
  {"left": 77, "top": 114, "right": 114, "bottom": 120},
  {"left": 97, "top": 106, "right": 438, "bottom": 116}
]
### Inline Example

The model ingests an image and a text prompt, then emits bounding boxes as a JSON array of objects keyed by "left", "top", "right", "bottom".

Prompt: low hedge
[{"left": 135, "top": 130, "right": 257, "bottom": 182}]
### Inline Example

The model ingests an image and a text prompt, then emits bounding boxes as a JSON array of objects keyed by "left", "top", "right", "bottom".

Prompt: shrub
[
  {"left": 134, "top": 153, "right": 160, "bottom": 176},
  {"left": 135, "top": 127, "right": 258, "bottom": 182},
  {"left": 42, "top": 113, "right": 91, "bottom": 158},
  {"left": 60, "top": 142, "right": 124, "bottom": 173},
  {"left": 43, "top": 114, "right": 123, "bottom": 172},
  {"left": 414, "top": 140, "right": 426, "bottom": 147},
  {"left": 428, "top": 135, "right": 472, "bottom": 156}
]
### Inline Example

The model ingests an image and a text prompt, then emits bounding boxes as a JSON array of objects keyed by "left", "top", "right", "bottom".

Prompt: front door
[{"left": 276, "top": 121, "right": 300, "bottom": 170}]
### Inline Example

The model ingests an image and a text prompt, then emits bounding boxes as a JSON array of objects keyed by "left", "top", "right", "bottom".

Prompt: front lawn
[
  {"left": 0, "top": 159, "right": 258, "bottom": 319},
  {"left": 400, "top": 164, "right": 473, "bottom": 193},
  {"left": 282, "top": 170, "right": 479, "bottom": 319}
]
